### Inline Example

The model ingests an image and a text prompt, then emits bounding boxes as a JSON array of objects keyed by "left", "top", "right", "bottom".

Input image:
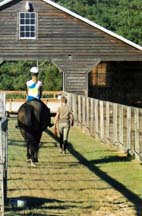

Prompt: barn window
[{"left": 19, "top": 12, "right": 37, "bottom": 39}]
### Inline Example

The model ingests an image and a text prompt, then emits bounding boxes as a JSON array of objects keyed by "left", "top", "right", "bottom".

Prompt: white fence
[
  {"left": 0, "top": 93, "right": 6, "bottom": 118},
  {"left": 68, "top": 93, "right": 142, "bottom": 162}
]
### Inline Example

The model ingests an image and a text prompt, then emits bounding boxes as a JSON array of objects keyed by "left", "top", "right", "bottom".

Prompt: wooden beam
[{"left": 0, "top": 58, "right": 3, "bottom": 65}]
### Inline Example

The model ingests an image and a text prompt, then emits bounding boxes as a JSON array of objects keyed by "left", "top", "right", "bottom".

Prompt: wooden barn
[{"left": 0, "top": 0, "right": 142, "bottom": 107}]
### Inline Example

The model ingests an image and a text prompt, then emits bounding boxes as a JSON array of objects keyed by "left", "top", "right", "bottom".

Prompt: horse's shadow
[{"left": 6, "top": 196, "right": 65, "bottom": 212}]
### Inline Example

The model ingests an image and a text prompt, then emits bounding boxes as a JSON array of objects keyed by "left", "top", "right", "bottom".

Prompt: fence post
[
  {"left": 72, "top": 94, "right": 77, "bottom": 127},
  {"left": 127, "top": 107, "right": 131, "bottom": 152},
  {"left": 0, "top": 117, "right": 8, "bottom": 216},
  {"left": 94, "top": 99, "right": 99, "bottom": 138},
  {"left": 0, "top": 124, "right": 4, "bottom": 216},
  {"left": 90, "top": 98, "right": 94, "bottom": 136},
  {"left": 82, "top": 96, "right": 86, "bottom": 132},
  {"left": 0, "top": 92, "right": 6, "bottom": 118},
  {"left": 86, "top": 98, "right": 90, "bottom": 134},
  {"left": 134, "top": 108, "right": 140, "bottom": 160},
  {"left": 113, "top": 103, "right": 118, "bottom": 146},
  {"left": 100, "top": 101, "right": 104, "bottom": 142},
  {"left": 77, "top": 95, "right": 82, "bottom": 127},
  {"left": 119, "top": 105, "right": 124, "bottom": 149},
  {"left": 106, "top": 101, "right": 110, "bottom": 143}
]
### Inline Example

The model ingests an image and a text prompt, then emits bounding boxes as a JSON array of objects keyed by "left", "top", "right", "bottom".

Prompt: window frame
[{"left": 19, "top": 12, "right": 38, "bottom": 40}]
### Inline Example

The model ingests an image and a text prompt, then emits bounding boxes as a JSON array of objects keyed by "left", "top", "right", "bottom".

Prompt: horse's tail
[
  {"left": 18, "top": 103, "right": 39, "bottom": 132},
  {"left": 29, "top": 99, "right": 51, "bottom": 131}
]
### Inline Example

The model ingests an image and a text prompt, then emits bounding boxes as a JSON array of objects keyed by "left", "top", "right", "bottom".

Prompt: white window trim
[{"left": 19, "top": 12, "right": 38, "bottom": 40}]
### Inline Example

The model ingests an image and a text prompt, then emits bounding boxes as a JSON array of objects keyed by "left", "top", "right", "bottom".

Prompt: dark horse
[{"left": 17, "top": 99, "right": 51, "bottom": 166}]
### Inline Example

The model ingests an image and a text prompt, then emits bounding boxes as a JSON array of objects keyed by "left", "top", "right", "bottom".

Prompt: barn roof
[{"left": 0, "top": 0, "right": 142, "bottom": 51}]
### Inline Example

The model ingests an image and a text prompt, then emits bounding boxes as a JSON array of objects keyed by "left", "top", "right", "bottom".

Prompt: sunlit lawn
[{"left": 5, "top": 117, "right": 142, "bottom": 216}]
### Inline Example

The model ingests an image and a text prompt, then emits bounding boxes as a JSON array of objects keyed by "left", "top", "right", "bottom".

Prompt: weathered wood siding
[
  {"left": 0, "top": 0, "right": 142, "bottom": 96},
  {"left": 1, "top": 0, "right": 141, "bottom": 60},
  {"left": 89, "top": 61, "right": 142, "bottom": 107}
]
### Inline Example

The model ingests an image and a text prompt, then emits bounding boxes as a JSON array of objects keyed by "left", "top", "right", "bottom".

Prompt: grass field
[{"left": 5, "top": 117, "right": 142, "bottom": 216}]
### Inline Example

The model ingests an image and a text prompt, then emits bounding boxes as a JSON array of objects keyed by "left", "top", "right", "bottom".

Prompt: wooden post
[
  {"left": 113, "top": 103, "right": 118, "bottom": 146},
  {"left": 94, "top": 99, "right": 99, "bottom": 138},
  {"left": 119, "top": 105, "right": 124, "bottom": 149},
  {"left": 0, "top": 118, "right": 7, "bottom": 216},
  {"left": 100, "top": 100, "right": 104, "bottom": 142},
  {"left": 82, "top": 96, "right": 86, "bottom": 132},
  {"left": 72, "top": 94, "right": 77, "bottom": 127},
  {"left": 86, "top": 98, "right": 90, "bottom": 134},
  {"left": 106, "top": 101, "right": 110, "bottom": 143},
  {"left": 77, "top": 95, "right": 82, "bottom": 127},
  {"left": 134, "top": 108, "right": 139, "bottom": 160},
  {"left": 90, "top": 98, "right": 94, "bottom": 136},
  {"left": 0, "top": 125, "right": 4, "bottom": 216},
  {"left": 127, "top": 107, "right": 131, "bottom": 152}
]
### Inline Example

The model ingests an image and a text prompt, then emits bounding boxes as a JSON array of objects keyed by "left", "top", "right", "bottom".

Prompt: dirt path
[{"left": 6, "top": 118, "right": 142, "bottom": 216}]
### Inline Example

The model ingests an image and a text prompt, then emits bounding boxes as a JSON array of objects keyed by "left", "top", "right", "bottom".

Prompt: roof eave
[
  {"left": 0, "top": 0, "right": 12, "bottom": 7},
  {"left": 43, "top": 0, "right": 142, "bottom": 51}
]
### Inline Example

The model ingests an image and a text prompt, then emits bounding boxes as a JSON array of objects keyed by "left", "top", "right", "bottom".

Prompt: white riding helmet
[{"left": 30, "top": 67, "right": 39, "bottom": 74}]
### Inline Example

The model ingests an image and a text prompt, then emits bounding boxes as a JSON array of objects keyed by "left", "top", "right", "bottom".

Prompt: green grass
[{"left": 5, "top": 117, "right": 142, "bottom": 215}]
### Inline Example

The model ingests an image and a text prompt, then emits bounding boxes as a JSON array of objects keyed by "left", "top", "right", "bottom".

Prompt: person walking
[{"left": 54, "top": 96, "right": 74, "bottom": 154}]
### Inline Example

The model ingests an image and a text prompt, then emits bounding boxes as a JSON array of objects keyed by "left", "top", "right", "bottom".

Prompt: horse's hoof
[
  {"left": 60, "top": 149, "right": 63, "bottom": 153},
  {"left": 31, "top": 162, "right": 36, "bottom": 167},
  {"left": 27, "top": 159, "right": 32, "bottom": 163}
]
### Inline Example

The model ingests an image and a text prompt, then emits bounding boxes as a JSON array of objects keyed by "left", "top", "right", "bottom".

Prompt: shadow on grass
[
  {"left": 90, "top": 155, "right": 132, "bottom": 164},
  {"left": 8, "top": 127, "right": 142, "bottom": 215},
  {"left": 6, "top": 196, "right": 65, "bottom": 215},
  {"left": 8, "top": 139, "right": 26, "bottom": 146},
  {"left": 44, "top": 128, "right": 59, "bottom": 142},
  {"left": 45, "top": 128, "right": 142, "bottom": 216},
  {"left": 68, "top": 143, "right": 142, "bottom": 216}
]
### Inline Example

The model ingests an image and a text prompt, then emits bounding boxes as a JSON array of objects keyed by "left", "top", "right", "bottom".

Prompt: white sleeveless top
[{"left": 26, "top": 79, "right": 42, "bottom": 101}]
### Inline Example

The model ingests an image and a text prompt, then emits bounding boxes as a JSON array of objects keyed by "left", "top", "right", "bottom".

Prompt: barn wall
[
  {"left": 88, "top": 61, "right": 142, "bottom": 107},
  {"left": 0, "top": 0, "right": 141, "bottom": 61},
  {"left": 0, "top": 0, "right": 142, "bottom": 96}
]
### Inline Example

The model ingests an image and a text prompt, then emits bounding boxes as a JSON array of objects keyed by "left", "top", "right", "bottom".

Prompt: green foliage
[
  {"left": 38, "top": 61, "right": 62, "bottom": 91},
  {"left": 0, "top": 61, "right": 62, "bottom": 91},
  {"left": 57, "top": 0, "right": 142, "bottom": 46}
]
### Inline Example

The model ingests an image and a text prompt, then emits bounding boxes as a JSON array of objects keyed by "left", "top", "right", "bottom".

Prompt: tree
[
  {"left": 0, "top": 61, "right": 62, "bottom": 91},
  {"left": 57, "top": 0, "right": 142, "bottom": 45}
]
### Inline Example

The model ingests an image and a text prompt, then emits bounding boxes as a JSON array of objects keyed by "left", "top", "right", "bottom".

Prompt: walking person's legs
[
  {"left": 62, "top": 124, "right": 70, "bottom": 153},
  {"left": 59, "top": 122, "right": 70, "bottom": 153}
]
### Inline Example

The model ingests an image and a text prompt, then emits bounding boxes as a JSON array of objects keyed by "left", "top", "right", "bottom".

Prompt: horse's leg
[
  {"left": 34, "top": 144, "right": 39, "bottom": 163},
  {"left": 31, "top": 153, "right": 36, "bottom": 167},
  {"left": 27, "top": 143, "right": 36, "bottom": 166},
  {"left": 26, "top": 141, "right": 32, "bottom": 162}
]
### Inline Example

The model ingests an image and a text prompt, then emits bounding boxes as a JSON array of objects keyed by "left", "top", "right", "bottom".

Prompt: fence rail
[
  {"left": 0, "top": 91, "right": 62, "bottom": 115},
  {"left": 68, "top": 93, "right": 142, "bottom": 162}
]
